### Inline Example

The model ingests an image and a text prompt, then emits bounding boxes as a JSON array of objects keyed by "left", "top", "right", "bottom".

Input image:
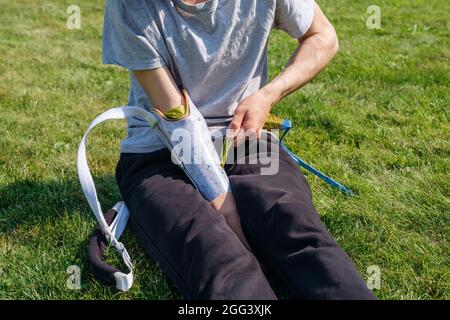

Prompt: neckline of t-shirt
[{"left": 172, "top": 0, "right": 218, "bottom": 14}]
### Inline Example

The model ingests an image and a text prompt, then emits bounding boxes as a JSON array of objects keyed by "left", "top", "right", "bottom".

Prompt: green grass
[{"left": 0, "top": 0, "right": 448, "bottom": 300}]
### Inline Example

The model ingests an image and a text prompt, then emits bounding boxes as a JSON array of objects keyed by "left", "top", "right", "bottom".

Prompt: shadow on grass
[
  {"left": 0, "top": 175, "right": 119, "bottom": 234},
  {"left": 0, "top": 175, "right": 179, "bottom": 297},
  {"left": 0, "top": 175, "right": 294, "bottom": 299}
]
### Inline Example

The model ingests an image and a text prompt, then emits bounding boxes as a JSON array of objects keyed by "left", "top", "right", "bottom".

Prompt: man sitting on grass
[{"left": 103, "top": 0, "right": 376, "bottom": 299}]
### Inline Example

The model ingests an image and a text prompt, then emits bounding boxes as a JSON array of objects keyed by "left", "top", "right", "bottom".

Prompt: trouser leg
[
  {"left": 227, "top": 135, "right": 376, "bottom": 300},
  {"left": 115, "top": 149, "right": 277, "bottom": 300}
]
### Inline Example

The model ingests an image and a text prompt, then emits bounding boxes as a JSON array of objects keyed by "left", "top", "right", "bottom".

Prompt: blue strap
[{"left": 279, "top": 119, "right": 354, "bottom": 196}]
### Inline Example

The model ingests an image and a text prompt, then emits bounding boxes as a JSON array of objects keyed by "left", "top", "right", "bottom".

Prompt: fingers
[
  {"left": 256, "top": 127, "right": 263, "bottom": 139},
  {"left": 228, "top": 106, "right": 246, "bottom": 137},
  {"left": 243, "top": 127, "right": 258, "bottom": 141},
  {"left": 228, "top": 104, "right": 265, "bottom": 146}
]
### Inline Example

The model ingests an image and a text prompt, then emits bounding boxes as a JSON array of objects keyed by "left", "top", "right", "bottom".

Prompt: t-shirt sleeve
[
  {"left": 274, "top": 0, "right": 315, "bottom": 39},
  {"left": 102, "top": 0, "right": 167, "bottom": 70}
]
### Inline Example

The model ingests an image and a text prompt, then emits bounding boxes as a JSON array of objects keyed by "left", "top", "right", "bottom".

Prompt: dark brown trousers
[{"left": 115, "top": 134, "right": 375, "bottom": 300}]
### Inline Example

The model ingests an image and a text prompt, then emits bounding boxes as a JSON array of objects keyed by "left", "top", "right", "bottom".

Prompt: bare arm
[
  {"left": 133, "top": 67, "right": 185, "bottom": 113},
  {"left": 263, "top": 2, "right": 339, "bottom": 102},
  {"left": 229, "top": 2, "right": 339, "bottom": 137}
]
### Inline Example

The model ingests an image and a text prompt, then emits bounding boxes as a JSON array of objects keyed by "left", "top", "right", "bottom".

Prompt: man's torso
[{"left": 119, "top": 0, "right": 277, "bottom": 153}]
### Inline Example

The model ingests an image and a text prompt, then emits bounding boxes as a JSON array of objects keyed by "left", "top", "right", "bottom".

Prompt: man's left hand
[{"left": 228, "top": 89, "right": 275, "bottom": 144}]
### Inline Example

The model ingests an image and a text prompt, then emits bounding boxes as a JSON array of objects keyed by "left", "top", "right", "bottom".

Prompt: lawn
[{"left": 0, "top": 0, "right": 448, "bottom": 300}]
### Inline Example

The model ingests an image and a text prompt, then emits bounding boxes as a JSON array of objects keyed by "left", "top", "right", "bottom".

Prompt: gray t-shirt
[{"left": 102, "top": 0, "right": 314, "bottom": 153}]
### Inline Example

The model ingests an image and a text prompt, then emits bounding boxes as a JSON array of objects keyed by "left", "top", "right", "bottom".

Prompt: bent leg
[
  {"left": 116, "top": 149, "right": 276, "bottom": 300},
  {"left": 227, "top": 136, "right": 375, "bottom": 300}
]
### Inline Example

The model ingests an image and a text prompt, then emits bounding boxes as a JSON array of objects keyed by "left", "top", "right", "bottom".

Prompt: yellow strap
[{"left": 163, "top": 105, "right": 187, "bottom": 120}]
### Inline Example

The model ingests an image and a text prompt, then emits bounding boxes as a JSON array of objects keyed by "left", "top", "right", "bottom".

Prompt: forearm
[
  {"left": 133, "top": 67, "right": 185, "bottom": 112},
  {"left": 261, "top": 3, "right": 339, "bottom": 105}
]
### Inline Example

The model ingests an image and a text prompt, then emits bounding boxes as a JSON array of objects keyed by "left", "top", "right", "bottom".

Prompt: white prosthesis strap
[
  {"left": 77, "top": 92, "right": 230, "bottom": 291},
  {"left": 77, "top": 106, "right": 157, "bottom": 291}
]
